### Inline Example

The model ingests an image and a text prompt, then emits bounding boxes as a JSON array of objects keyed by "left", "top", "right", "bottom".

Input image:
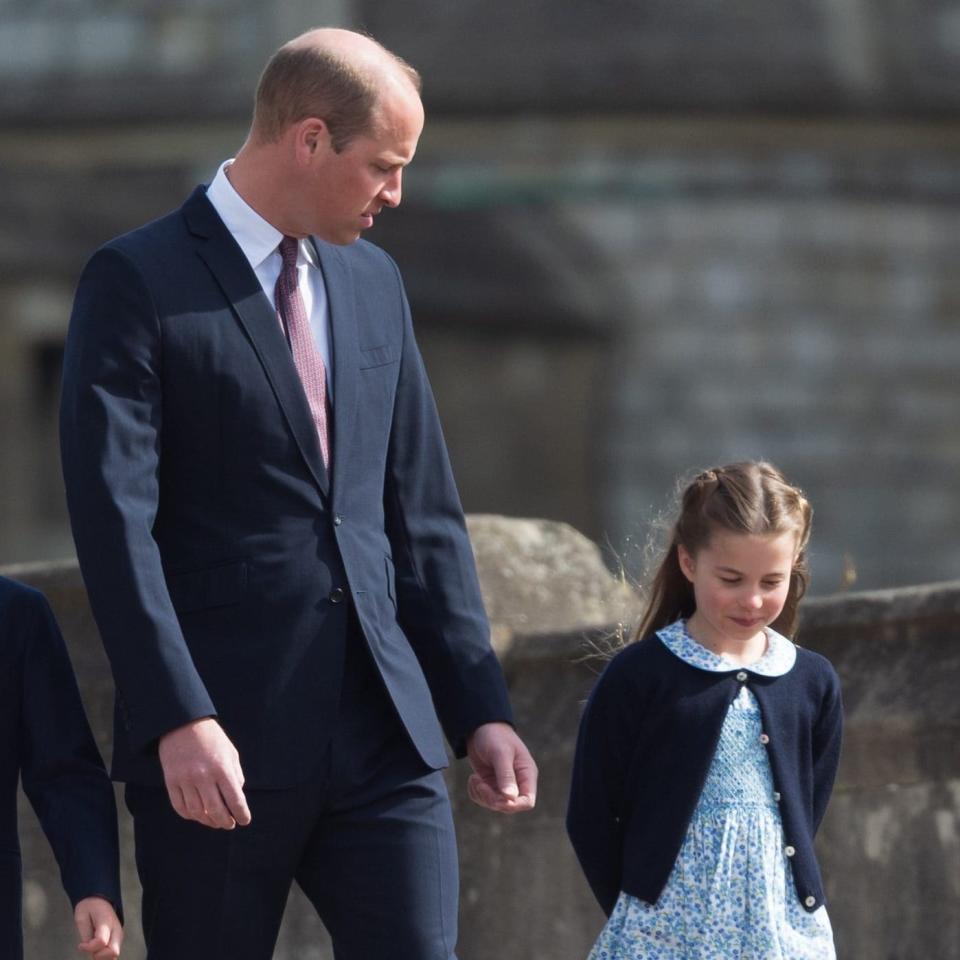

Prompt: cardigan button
[
  {"left": 736, "top": 670, "right": 748, "bottom": 682},
  {"left": 804, "top": 896, "right": 817, "bottom": 908},
  {"left": 759, "top": 733, "right": 770, "bottom": 745},
  {"left": 785, "top": 845, "right": 796, "bottom": 857},
  {"left": 773, "top": 791, "right": 781, "bottom": 802}
]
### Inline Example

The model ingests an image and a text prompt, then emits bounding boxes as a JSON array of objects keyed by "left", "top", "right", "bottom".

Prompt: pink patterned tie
[{"left": 275, "top": 235, "right": 331, "bottom": 467}]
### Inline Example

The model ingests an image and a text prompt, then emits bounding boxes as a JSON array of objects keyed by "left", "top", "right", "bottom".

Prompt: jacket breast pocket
[
  {"left": 358, "top": 345, "right": 396, "bottom": 369},
  {"left": 167, "top": 560, "right": 248, "bottom": 614}
]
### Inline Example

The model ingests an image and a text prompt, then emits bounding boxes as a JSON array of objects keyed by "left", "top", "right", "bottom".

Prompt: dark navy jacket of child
[
  {"left": 0, "top": 576, "right": 122, "bottom": 960},
  {"left": 567, "top": 630, "right": 842, "bottom": 916}
]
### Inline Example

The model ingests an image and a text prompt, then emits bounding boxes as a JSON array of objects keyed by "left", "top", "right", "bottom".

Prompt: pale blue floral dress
[{"left": 588, "top": 620, "right": 836, "bottom": 960}]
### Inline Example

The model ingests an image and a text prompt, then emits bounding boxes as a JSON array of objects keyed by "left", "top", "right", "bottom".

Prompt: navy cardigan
[
  {"left": 0, "top": 577, "right": 122, "bottom": 960},
  {"left": 566, "top": 631, "right": 842, "bottom": 916}
]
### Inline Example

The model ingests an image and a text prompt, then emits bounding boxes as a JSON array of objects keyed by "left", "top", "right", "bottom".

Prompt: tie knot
[{"left": 279, "top": 235, "right": 299, "bottom": 270}]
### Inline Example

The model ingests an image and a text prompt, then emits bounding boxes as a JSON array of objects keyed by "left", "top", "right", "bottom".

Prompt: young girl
[{"left": 567, "top": 461, "right": 842, "bottom": 959}]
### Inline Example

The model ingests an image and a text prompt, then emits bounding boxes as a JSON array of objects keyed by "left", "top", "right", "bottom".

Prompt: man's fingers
[
  {"left": 467, "top": 772, "right": 535, "bottom": 813},
  {"left": 513, "top": 746, "right": 539, "bottom": 804},
  {"left": 197, "top": 783, "right": 237, "bottom": 830},
  {"left": 181, "top": 785, "right": 220, "bottom": 828},
  {"left": 219, "top": 774, "right": 252, "bottom": 827},
  {"left": 158, "top": 718, "right": 250, "bottom": 827},
  {"left": 489, "top": 744, "right": 520, "bottom": 799},
  {"left": 496, "top": 768, "right": 519, "bottom": 799},
  {"left": 165, "top": 783, "right": 188, "bottom": 820},
  {"left": 166, "top": 771, "right": 248, "bottom": 829},
  {"left": 467, "top": 772, "right": 497, "bottom": 807},
  {"left": 181, "top": 783, "right": 206, "bottom": 821}
]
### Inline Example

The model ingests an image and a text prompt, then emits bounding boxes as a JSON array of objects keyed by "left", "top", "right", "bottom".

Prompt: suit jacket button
[{"left": 329, "top": 587, "right": 346, "bottom": 603}]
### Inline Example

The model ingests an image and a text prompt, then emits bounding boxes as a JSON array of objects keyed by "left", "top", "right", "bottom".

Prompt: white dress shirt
[{"left": 206, "top": 160, "right": 333, "bottom": 400}]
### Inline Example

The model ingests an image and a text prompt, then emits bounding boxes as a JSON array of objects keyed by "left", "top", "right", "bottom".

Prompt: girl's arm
[
  {"left": 566, "top": 657, "right": 639, "bottom": 915},
  {"left": 810, "top": 665, "right": 843, "bottom": 831}
]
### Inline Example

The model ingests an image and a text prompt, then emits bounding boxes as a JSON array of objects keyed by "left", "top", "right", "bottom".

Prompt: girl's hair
[{"left": 634, "top": 461, "right": 812, "bottom": 641}]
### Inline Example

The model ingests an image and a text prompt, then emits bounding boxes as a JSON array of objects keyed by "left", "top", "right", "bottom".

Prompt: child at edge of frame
[
  {"left": 0, "top": 575, "right": 123, "bottom": 959},
  {"left": 567, "top": 460, "right": 842, "bottom": 959}
]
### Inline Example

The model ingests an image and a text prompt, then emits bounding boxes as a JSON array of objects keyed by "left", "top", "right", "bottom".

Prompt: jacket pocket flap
[
  {"left": 359, "top": 345, "right": 396, "bottom": 369},
  {"left": 167, "top": 561, "right": 248, "bottom": 614}
]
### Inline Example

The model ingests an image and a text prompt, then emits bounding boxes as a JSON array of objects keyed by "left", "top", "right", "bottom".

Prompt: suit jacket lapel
[
  {"left": 183, "top": 188, "right": 331, "bottom": 498},
  {"left": 312, "top": 238, "right": 358, "bottom": 506}
]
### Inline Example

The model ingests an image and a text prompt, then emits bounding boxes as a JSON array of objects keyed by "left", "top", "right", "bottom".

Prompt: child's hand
[{"left": 74, "top": 896, "right": 123, "bottom": 959}]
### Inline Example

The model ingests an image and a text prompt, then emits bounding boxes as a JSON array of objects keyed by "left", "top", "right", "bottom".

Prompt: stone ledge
[{"left": 802, "top": 579, "right": 960, "bottom": 628}]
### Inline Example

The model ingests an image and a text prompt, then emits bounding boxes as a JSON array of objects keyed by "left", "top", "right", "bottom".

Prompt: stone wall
[
  {"left": 3, "top": 516, "right": 958, "bottom": 958},
  {"left": 3, "top": 1, "right": 960, "bottom": 592},
  {"left": 7, "top": 1, "right": 960, "bottom": 119}
]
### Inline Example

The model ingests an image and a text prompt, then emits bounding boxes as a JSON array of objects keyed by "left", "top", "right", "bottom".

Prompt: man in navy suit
[
  {"left": 60, "top": 27, "right": 536, "bottom": 960},
  {"left": 0, "top": 576, "right": 123, "bottom": 959}
]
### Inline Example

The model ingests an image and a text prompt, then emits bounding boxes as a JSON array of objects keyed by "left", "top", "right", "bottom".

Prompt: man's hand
[
  {"left": 465, "top": 722, "right": 537, "bottom": 814},
  {"left": 74, "top": 896, "right": 123, "bottom": 958},
  {"left": 157, "top": 717, "right": 251, "bottom": 829}
]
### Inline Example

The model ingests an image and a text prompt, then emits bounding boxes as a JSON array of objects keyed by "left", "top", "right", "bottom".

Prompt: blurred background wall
[{"left": 2, "top": 0, "right": 960, "bottom": 591}]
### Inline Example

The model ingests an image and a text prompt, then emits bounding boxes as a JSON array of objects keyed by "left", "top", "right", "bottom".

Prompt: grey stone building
[{"left": 2, "top": 0, "right": 960, "bottom": 593}]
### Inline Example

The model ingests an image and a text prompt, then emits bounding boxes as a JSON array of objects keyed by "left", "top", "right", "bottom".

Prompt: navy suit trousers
[{"left": 125, "top": 608, "right": 458, "bottom": 960}]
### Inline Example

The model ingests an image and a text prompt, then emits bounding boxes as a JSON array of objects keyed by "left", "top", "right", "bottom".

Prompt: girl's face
[{"left": 677, "top": 529, "right": 798, "bottom": 650}]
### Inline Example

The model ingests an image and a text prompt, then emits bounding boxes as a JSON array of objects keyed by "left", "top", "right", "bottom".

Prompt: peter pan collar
[{"left": 656, "top": 618, "right": 796, "bottom": 677}]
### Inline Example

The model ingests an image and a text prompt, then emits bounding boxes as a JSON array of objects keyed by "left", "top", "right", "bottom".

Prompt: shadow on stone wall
[{"left": 3, "top": 517, "right": 958, "bottom": 959}]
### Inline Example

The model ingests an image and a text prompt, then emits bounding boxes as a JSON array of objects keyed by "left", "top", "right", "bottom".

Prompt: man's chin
[{"left": 314, "top": 229, "right": 362, "bottom": 246}]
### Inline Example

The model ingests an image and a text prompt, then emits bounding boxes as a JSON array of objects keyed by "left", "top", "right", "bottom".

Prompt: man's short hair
[{"left": 252, "top": 41, "right": 421, "bottom": 153}]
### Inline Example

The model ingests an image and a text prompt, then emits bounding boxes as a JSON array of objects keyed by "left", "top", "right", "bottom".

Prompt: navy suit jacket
[
  {"left": 60, "top": 186, "right": 512, "bottom": 787},
  {"left": 0, "top": 577, "right": 122, "bottom": 959}
]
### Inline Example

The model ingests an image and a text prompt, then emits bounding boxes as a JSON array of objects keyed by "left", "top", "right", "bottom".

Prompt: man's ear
[
  {"left": 676, "top": 544, "right": 696, "bottom": 582},
  {"left": 295, "top": 118, "right": 330, "bottom": 160}
]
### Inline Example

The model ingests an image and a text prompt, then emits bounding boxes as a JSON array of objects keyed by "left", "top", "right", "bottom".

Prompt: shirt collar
[
  {"left": 656, "top": 618, "right": 796, "bottom": 676},
  {"left": 205, "top": 160, "right": 320, "bottom": 272}
]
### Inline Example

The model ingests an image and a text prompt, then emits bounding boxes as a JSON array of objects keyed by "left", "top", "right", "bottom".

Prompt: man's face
[{"left": 302, "top": 88, "right": 424, "bottom": 245}]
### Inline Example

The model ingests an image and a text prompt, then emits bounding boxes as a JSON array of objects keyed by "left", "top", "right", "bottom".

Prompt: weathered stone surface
[
  {"left": 466, "top": 515, "right": 639, "bottom": 652},
  {"left": 10, "top": 0, "right": 960, "bottom": 118},
  {"left": 796, "top": 585, "right": 960, "bottom": 957},
  {"left": 367, "top": 0, "right": 960, "bottom": 116}
]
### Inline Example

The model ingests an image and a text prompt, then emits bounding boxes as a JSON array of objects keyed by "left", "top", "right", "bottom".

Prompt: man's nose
[{"left": 380, "top": 169, "right": 403, "bottom": 208}]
